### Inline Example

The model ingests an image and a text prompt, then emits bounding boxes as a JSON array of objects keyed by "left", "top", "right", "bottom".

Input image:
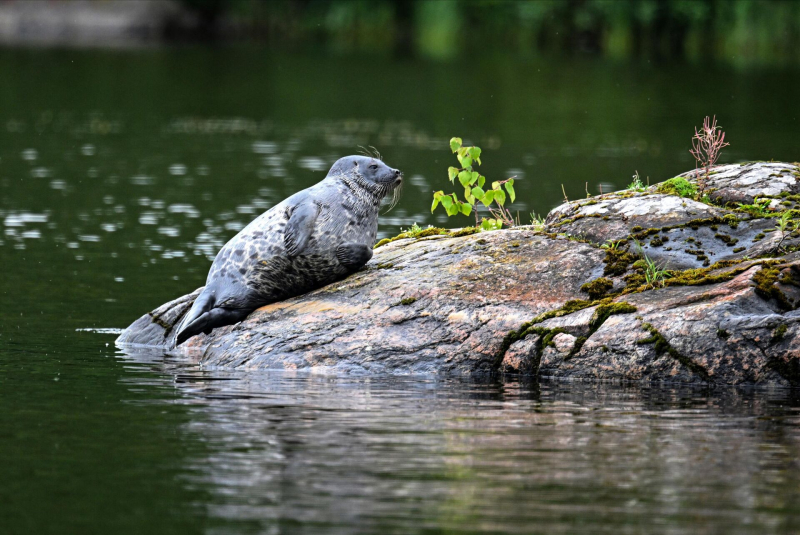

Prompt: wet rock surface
[{"left": 118, "top": 162, "right": 800, "bottom": 386}]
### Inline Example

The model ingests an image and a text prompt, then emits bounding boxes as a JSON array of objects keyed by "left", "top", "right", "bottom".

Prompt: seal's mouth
[{"left": 383, "top": 175, "right": 403, "bottom": 213}]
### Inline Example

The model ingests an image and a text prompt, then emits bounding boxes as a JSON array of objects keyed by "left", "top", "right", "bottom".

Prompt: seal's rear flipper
[
  {"left": 336, "top": 243, "right": 373, "bottom": 269},
  {"left": 175, "top": 307, "right": 252, "bottom": 346}
]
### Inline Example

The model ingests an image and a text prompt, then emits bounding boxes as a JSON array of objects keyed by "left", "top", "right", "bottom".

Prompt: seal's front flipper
[
  {"left": 284, "top": 202, "right": 320, "bottom": 257},
  {"left": 336, "top": 243, "right": 373, "bottom": 269},
  {"left": 175, "top": 307, "right": 252, "bottom": 346}
]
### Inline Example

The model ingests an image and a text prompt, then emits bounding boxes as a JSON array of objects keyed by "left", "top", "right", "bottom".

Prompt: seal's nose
[{"left": 393, "top": 169, "right": 401, "bottom": 177}]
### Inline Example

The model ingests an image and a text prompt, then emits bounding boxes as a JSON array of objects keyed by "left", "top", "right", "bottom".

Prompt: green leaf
[
  {"left": 461, "top": 203, "right": 472, "bottom": 216},
  {"left": 441, "top": 195, "right": 453, "bottom": 213},
  {"left": 448, "top": 167, "right": 458, "bottom": 181},
  {"left": 458, "top": 171, "right": 472, "bottom": 187},
  {"left": 481, "top": 190, "right": 495, "bottom": 207},
  {"left": 431, "top": 191, "right": 443, "bottom": 213},
  {"left": 450, "top": 137, "right": 462, "bottom": 152},
  {"left": 494, "top": 189, "right": 506, "bottom": 206},
  {"left": 457, "top": 154, "right": 473, "bottom": 169},
  {"left": 446, "top": 200, "right": 460, "bottom": 216},
  {"left": 478, "top": 175, "right": 485, "bottom": 188},
  {"left": 480, "top": 218, "right": 502, "bottom": 231},
  {"left": 505, "top": 179, "right": 515, "bottom": 202},
  {"left": 491, "top": 181, "right": 501, "bottom": 190},
  {"left": 468, "top": 147, "right": 481, "bottom": 163},
  {"left": 470, "top": 171, "right": 479, "bottom": 185},
  {"left": 464, "top": 186, "right": 475, "bottom": 204},
  {"left": 471, "top": 186, "right": 485, "bottom": 199}
]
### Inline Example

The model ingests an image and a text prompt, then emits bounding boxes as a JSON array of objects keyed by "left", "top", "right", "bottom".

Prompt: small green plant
[
  {"left": 776, "top": 210, "right": 796, "bottom": 253},
  {"left": 657, "top": 177, "right": 697, "bottom": 198},
  {"left": 401, "top": 223, "right": 426, "bottom": 237},
  {"left": 633, "top": 240, "right": 670, "bottom": 288},
  {"left": 642, "top": 255, "right": 671, "bottom": 289},
  {"left": 737, "top": 198, "right": 772, "bottom": 217},
  {"left": 432, "top": 137, "right": 517, "bottom": 231},
  {"left": 628, "top": 171, "right": 646, "bottom": 192},
  {"left": 530, "top": 211, "right": 546, "bottom": 231},
  {"left": 601, "top": 239, "right": 622, "bottom": 250}
]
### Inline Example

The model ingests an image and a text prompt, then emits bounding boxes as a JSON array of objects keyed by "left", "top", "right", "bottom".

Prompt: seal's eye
[{"left": 369, "top": 165, "right": 378, "bottom": 170}]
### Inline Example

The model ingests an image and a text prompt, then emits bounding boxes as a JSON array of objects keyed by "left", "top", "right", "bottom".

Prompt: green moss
[
  {"left": 376, "top": 262, "right": 394, "bottom": 269},
  {"left": 753, "top": 265, "right": 793, "bottom": 310},
  {"left": 399, "top": 297, "right": 417, "bottom": 306},
  {"left": 623, "top": 272, "right": 646, "bottom": 288},
  {"left": 374, "top": 226, "right": 479, "bottom": 248},
  {"left": 617, "top": 258, "right": 761, "bottom": 295},
  {"left": 715, "top": 233, "right": 738, "bottom": 246},
  {"left": 449, "top": 227, "right": 480, "bottom": 238},
  {"left": 565, "top": 301, "right": 637, "bottom": 359},
  {"left": 603, "top": 248, "right": 636, "bottom": 276},
  {"left": 650, "top": 236, "right": 664, "bottom": 247},
  {"left": 631, "top": 225, "right": 643, "bottom": 232},
  {"left": 656, "top": 177, "right": 697, "bottom": 198},
  {"left": 497, "top": 298, "right": 605, "bottom": 366},
  {"left": 773, "top": 323, "right": 788, "bottom": 341},
  {"left": 591, "top": 302, "right": 638, "bottom": 329},
  {"left": 717, "top": 328, "right": 730, "bottom": 339},
  {"left": 637, "top": 322, "right": 710, "bottom": 380},
  {"left": 580, "top": 277, "right": 614, "bottom": 299},
  {"left": 631, "top": 227, "right": 662, "bottom": 240},
  {"left": 723, "top": 214, "right": 740, "bottom": 229},
  {"left": 753, "top": 232, "right": 765, "bottom": 242},
  {"left": 732, "top": 247, "right": 746, "bottom": 253}
]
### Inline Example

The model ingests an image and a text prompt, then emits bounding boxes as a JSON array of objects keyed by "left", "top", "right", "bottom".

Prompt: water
[{"left": 1, "top": 48, "right": 800, "bottom": 533}]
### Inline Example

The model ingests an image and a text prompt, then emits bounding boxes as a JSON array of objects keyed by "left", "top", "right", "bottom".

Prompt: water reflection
[{"left": 115, "top": 348, "right": 800, "bottom": 534}]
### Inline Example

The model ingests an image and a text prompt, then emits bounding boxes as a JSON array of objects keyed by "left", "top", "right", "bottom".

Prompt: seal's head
[
  {"left": 327, "top": 155, "right": 403, "bottom": 211},
  {"left": 329, "top": 155, "right": 402, "bottom": 191}
]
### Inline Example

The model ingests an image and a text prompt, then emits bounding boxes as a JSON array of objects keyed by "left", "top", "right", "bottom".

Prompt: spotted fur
[{"left": 174, "top": 155, "right": 402, "bottom": 346}]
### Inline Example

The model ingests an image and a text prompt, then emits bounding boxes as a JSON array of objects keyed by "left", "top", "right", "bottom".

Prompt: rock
[
  {"left": 117, "top": 162, "right": 800, "bottom": 386},
  {"left": 545, "top": 193, "right": 725, "bottom": 244},
  {"left": 681, "top": 162, "right": 800, "bottom": 206}
]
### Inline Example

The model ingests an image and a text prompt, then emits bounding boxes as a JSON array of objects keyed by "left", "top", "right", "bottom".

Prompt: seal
[{"left": 174, "top": 155, "right": 403, "bottom": 346}]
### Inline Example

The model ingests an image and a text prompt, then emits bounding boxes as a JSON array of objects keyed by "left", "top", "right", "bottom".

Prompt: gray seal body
[{"left": 175, "top": 155, "right": 402, "bottom": 346}]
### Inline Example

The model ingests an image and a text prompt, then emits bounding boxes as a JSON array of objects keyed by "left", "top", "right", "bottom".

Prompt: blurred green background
[{"left": 172, "top": 0, "right": 800, "bottom": 66}]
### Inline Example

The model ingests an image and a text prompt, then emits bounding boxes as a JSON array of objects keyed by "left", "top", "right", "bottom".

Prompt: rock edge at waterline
[{"left": 117, "top": 162, "right": 800, "bottom": 386}]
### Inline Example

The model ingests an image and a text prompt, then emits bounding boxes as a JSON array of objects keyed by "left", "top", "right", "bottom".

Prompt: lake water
[{"left": 1, "top": 48, "right": 800, "bottom": 533}]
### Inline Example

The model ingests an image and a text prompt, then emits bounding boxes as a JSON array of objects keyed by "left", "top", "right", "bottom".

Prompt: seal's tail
[{"left": 174, "top": 289, "right": 250, "bottom": 347}]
